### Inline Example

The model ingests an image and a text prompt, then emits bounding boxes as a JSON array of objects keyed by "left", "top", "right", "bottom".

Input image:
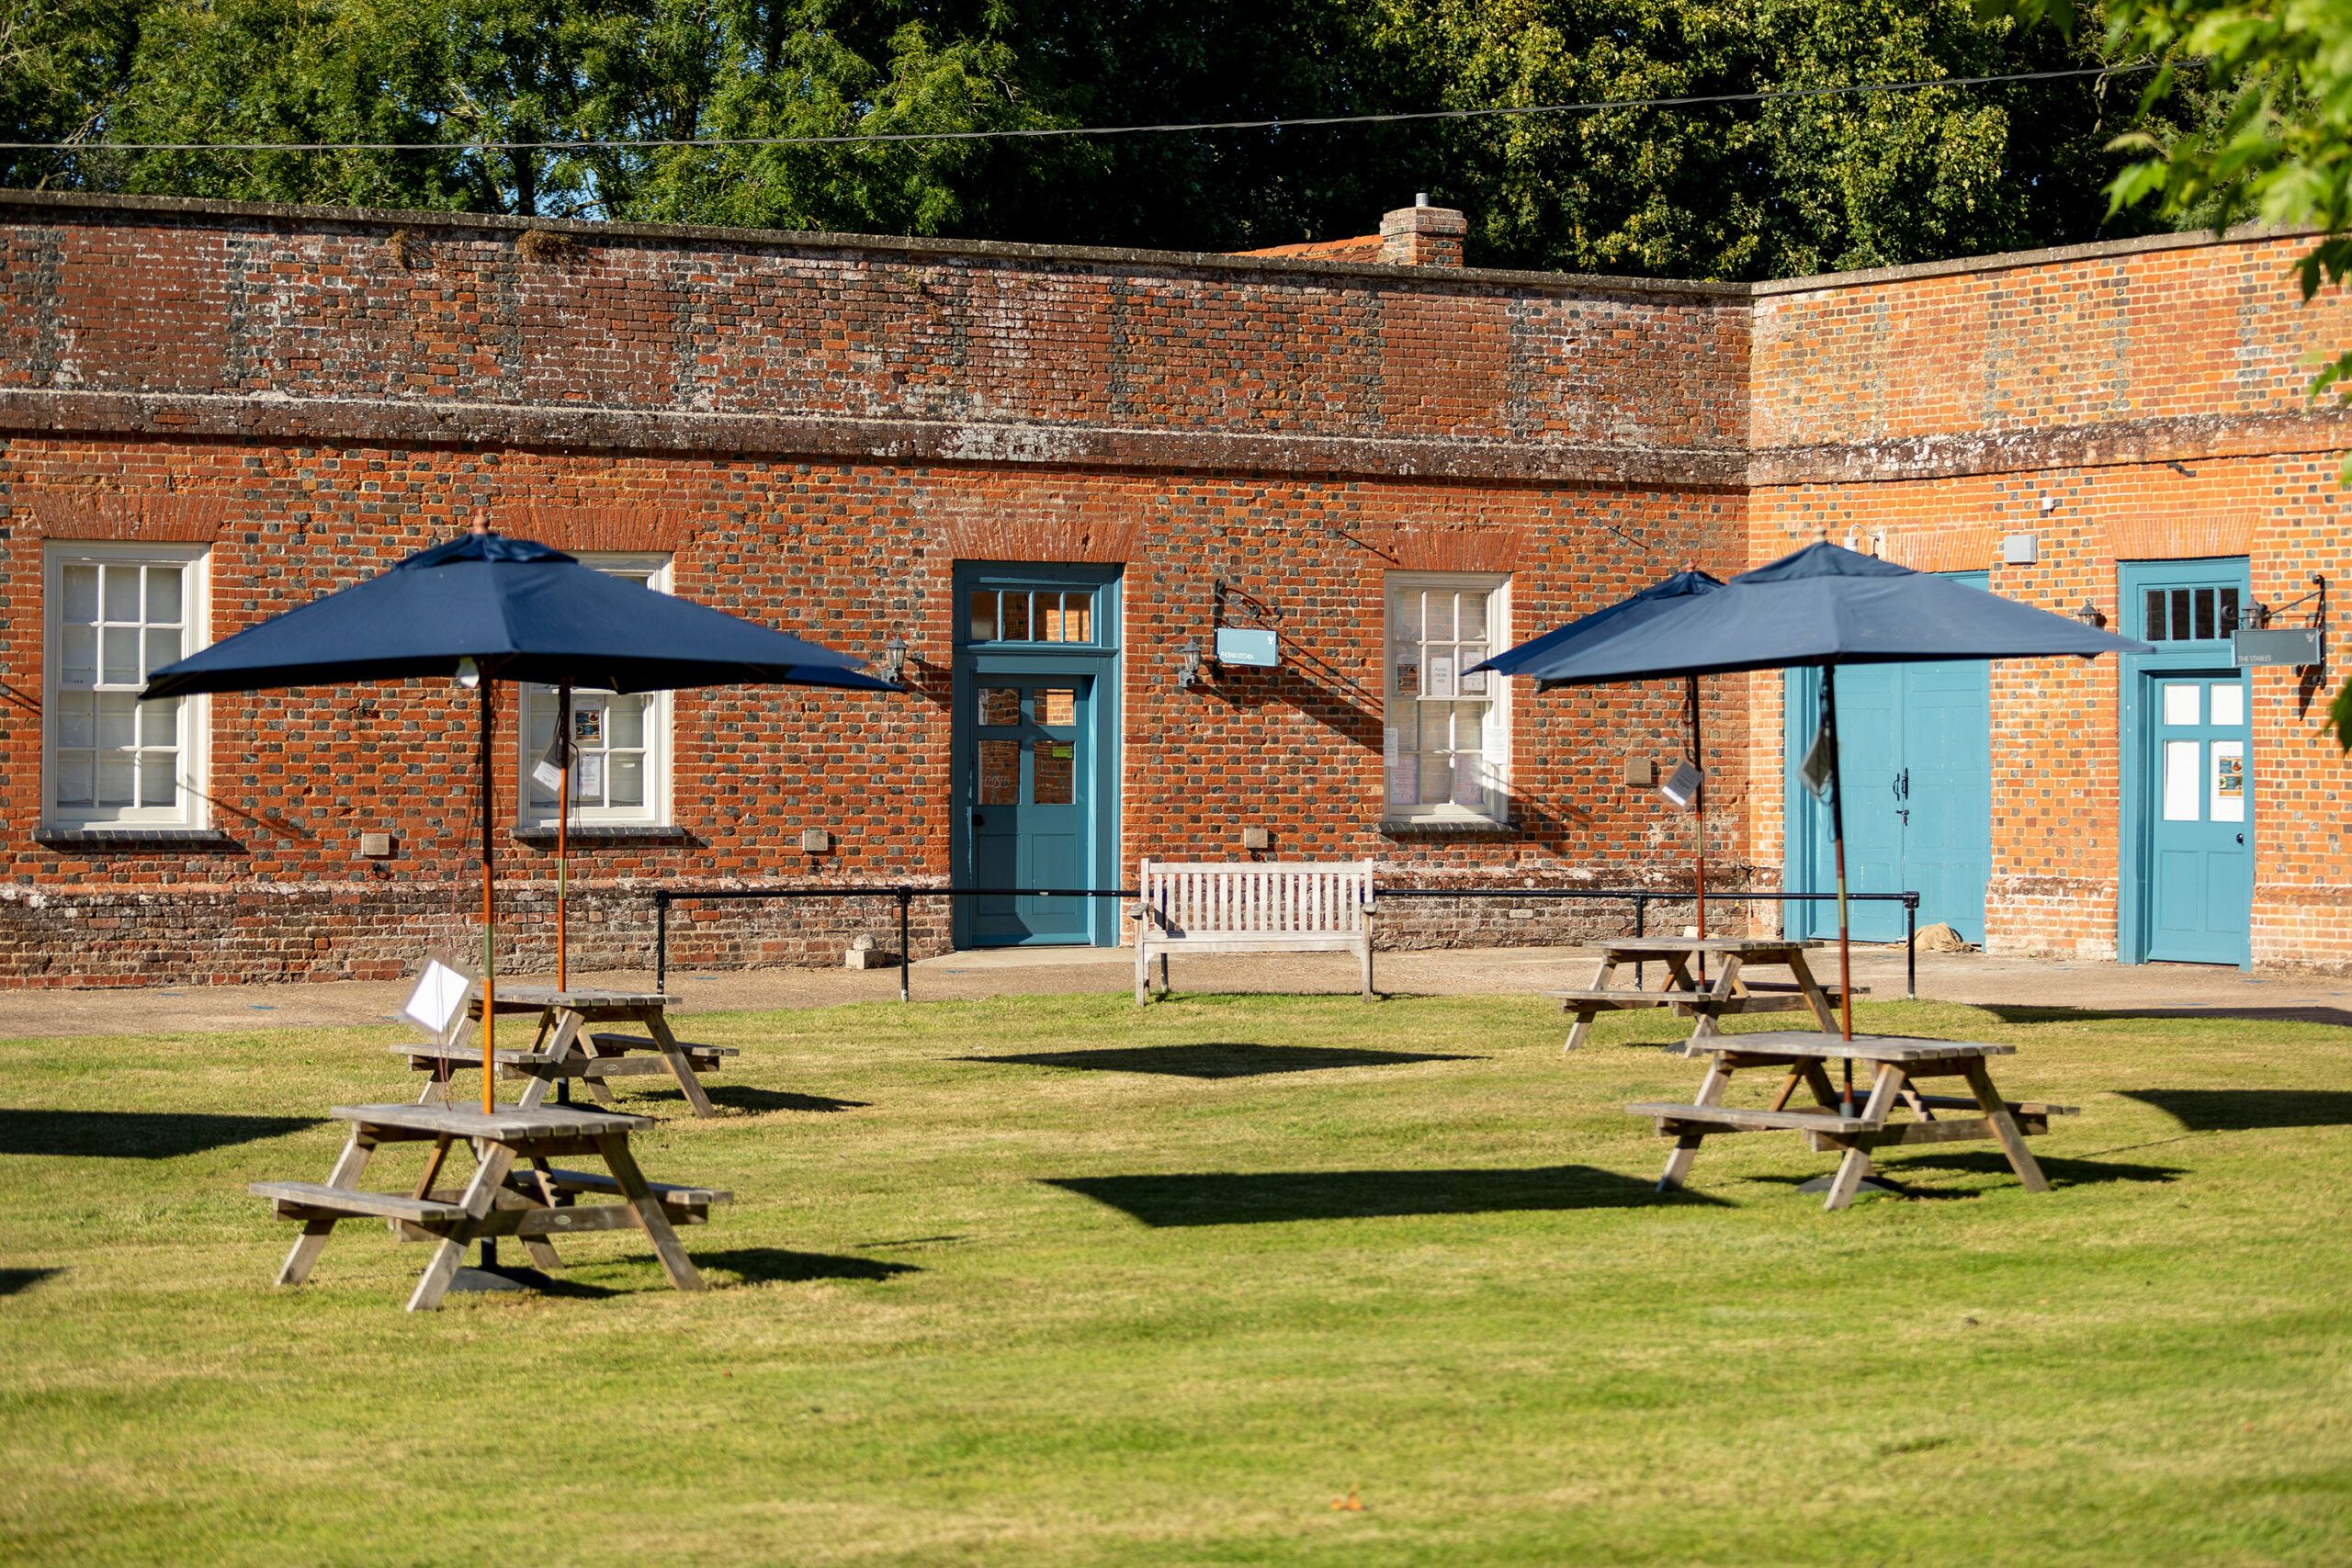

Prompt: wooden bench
[{"left": 1133, "top": 858, "right": 1374, "bottom": 1003}]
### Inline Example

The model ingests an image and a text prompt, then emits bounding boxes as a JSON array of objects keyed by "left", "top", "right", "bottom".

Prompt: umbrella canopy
[
  {"left": 143, "top": 532, "right": 886, "bottom": 700},
  {"left": 142, "top": 528, "right": 894, "bottom": 1126},
  {"left": 1474, "top": 568, "right": 1724, "bottom": 686},
  {"left": 1511, "top": 540, "right": 2150, "bottom": 1076},
  {"left": 1473, "top": 569, "right": 1726, "bottom": 945}
]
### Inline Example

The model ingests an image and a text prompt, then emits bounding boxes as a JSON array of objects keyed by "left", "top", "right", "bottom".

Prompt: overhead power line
[{"left": 0, "top": 62, "right": 2154, "bottom": 154}]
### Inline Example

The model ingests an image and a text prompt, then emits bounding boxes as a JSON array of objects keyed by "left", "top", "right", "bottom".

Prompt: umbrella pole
[
  {"left": 1688, "top": 675, "right": 1706, "bottom": 985},
  {"left": 1821, "top": 666, "right": 1855, "bottom": 1122},
  {"left": 557, "top": 683, "right": 570, "bottom": 993},
  {"left": 479, "top": 676, "right": 498, "bottom": 1118}
]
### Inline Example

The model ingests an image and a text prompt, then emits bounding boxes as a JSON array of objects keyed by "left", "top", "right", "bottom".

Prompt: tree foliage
[{"left": 4, "top": 0, "right": 2189, "bottom": 276}]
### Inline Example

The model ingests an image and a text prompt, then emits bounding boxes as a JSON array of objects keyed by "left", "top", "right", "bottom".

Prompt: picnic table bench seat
[
  {"left": 1626, "top": 1101, "right": 1879, "bottom": 1134},
  {"left": 401, "top": 982, "right": 730, "bottom": 1118},
  {"left": 252, "top": 1180, "right": 469, "bottom": 1226}
]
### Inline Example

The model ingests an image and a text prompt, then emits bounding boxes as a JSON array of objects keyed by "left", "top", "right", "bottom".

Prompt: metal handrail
[{"left": 646, "top": 884, "right": 1922, "bottom": 1000}]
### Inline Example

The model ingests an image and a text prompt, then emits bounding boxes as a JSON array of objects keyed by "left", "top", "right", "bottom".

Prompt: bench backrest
[{"left": 1136, "top": 860, "right": 1373, "bottom": 937}]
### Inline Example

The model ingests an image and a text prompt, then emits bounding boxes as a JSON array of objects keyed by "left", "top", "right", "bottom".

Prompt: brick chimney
[{"left": 1379, "top": 194, "right": 1468, "bottom": 268}]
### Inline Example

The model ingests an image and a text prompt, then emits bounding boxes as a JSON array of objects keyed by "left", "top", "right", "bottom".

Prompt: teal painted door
[
  {"left": 966, "top": 674, "right": 1095, "bottom": 946},
  {"left": 2120, "top": 559, "right": 2253, "bottom": 967},
  {"left": 1786, "top": 573, "right": 1992, "bottom": 942},
  {"left": 2143, "top": 672, "right": 2252, "bottom": 963}
]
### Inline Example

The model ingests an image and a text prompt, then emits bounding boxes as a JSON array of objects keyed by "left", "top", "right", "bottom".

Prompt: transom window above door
[
  {"left": 967, "top": 586, "right": 1098, "bottom": 646},
  {"left": 2141, "top": 583, "right": 2241, "bottom": 643}
]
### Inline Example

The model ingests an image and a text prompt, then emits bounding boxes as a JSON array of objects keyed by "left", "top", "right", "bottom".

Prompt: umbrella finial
[{"left": 469, "top": 509, "right": 492, "bottom": 536}]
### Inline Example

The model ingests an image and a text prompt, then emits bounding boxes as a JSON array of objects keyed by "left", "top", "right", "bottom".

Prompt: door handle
[
  {"left": 972, "top": 812, "right": 987, "bottom": 827},
  {"left": 2236, "top": 833, "right": 2245, "bottom": 845}
]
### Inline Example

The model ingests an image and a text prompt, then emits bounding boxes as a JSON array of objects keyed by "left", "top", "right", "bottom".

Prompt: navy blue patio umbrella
[
  {"left": 144, "top": 521, "right": 895, "bottom": 1112},
  {"left": 1474, "top": 569, "right": 1726, "bottom": 939},
  {"left": 1489, "top": 541, "right": 2149, "bottom": 1082}
]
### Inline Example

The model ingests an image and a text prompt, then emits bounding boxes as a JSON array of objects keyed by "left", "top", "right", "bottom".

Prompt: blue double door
[
  {"left": 1785, "top": 573, "right": 1993, "bottom": 943},
  {"left": 952, "top": 565, "right": 1121, "bottom": 948}
]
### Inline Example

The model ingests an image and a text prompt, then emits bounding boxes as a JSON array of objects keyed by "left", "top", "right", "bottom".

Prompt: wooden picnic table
[
  {"left": 253, "top": 1101, "right": 730, "bottom": 1311},
  {"left": 1551, "top": 936, "right": 1864, "bottom": 1052},
  {"left": 1626, "top": 1030, "right": 2077, "bottom": 1210},
  {"left": 398, "top": 984, "right": 735, "bottom": 1118}
]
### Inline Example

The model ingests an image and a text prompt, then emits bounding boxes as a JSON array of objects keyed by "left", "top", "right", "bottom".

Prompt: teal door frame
[
  {"left": 950, "top": 563, "right": 1122, "bottom": 948},
  {"left": 2119, "top": 557, "right": 2253, "bottom": 968},
  {"left": 1781, "top": 570, "right": 1993, "bottom": 942}
]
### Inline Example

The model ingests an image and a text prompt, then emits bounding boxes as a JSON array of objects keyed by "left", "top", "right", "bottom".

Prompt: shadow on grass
[
  {"left": 0, "top": 1109, "right": 322, "bottom": 1159},
  {"left": 967, "top": 1043, "right": 1479, "bottom": 1079},
  {"left": 694, "top": 1247, "right": 921, "bottom": 1285},
  {"left": 633, "top": 1086, "right": 870, "bottom": 1114},
  {"left": 1984, "top": 1004, "right": 2352, "bottom": 1028},
  {"left": 2123, "top": 1089, "right": 2352, "bottom": 1131},
  {"left": 1754, "top": 1150, "right": 2187, "bottom": 1198},
  {"left": 1047, "top": 1165, "right": 1720, "bottom": 1226},
  {"left": 0, "top": 1267, "right": 58, "bottom": 1297}
]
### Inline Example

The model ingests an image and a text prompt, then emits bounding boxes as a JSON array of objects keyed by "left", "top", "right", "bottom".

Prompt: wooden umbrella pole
[
  {"left": 1689, "top": 674, "right": 1706, "bottom": 941},
  {"left": 557, "top": 683, "right": 570, "bottom": 992},
  {"left": 479, "top": 673, "right": 497, "bottom": 1117}
]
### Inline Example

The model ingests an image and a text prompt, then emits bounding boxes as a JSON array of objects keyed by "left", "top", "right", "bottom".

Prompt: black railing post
[
  {"left": 1905, "top": 893, "right": 1918, "bottom": 998},
  {"left": 654, "top": 891, "right": 669, "bottom": 995},
  {"left": 898, "top": 887, "right": 912, "bottom": 1003},
  {"left": 1633, "top": 892, "right": 1649, "bottom": 987}
]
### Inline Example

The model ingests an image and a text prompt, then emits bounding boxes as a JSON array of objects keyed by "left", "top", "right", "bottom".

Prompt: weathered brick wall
[{"left": 1748, "top": 232, "right": 2352, "bottom": 968}]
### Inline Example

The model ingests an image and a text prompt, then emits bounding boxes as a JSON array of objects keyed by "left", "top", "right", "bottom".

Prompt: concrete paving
[{"left": 0, "top": 942, "right": 2346, "bottom": 1038}]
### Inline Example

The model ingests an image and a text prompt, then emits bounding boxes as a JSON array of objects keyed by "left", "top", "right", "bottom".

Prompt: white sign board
[{"left": 402, "top": 959, "right": 472, "bottom": 1038}]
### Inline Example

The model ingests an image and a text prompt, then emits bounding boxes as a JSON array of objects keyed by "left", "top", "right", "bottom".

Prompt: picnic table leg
[
  {"left": 278, "top": 1128, "right": 375, "bottom": 1287},
  {"left": 515, "top": 1160, "right": 567, "bottom": 1271},
  {"left": 1564, "top": 953, "right": 1617, "bottom": 1053},
  {"left": 1821, "top": 1063, "right": 1904, "bottom": 1212},
  {"left": 640, "top": 1010, "right": 718, "bottom": 1118},
  {"left": 1784, "top": 950, "right": 1841, "bottom": 1035},
  {"left": 1658, "top": 1055, "right": 1732, "bottom": 1192},
  {"left": 594, "top": 1134, "right": 706, "bottom": 1292},
  {"left": 1677, "top": 952, "right": 1728, "bottom": 1046},
  {"left": 407, "top": 1139, "right": 520, "bottom": 1313},
  {"left": 1962, "top": 1060, "right": 2052, "bottom": 1194}
]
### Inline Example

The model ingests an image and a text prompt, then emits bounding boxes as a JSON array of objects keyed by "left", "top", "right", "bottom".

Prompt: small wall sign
[
  {"left": 1215, "top": 626, "right": 1280, "bottom": 668},
  {"left": 2233, "top": 626, "right": 2324, "bottom": 668}
]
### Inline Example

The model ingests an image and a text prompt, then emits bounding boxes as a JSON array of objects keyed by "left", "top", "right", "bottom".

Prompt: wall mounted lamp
[
  {"left": 876, "top": 635, "right": 908, "bottom": 685},
  {"left": 2075, "top": 600, "right": 2105, "bottom": 628},
  {"left": 1176, "top": 639, "right": 1204, "bottom": 690}
]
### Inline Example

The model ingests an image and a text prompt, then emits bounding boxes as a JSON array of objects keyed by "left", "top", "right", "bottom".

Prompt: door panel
[
  {"left": 966, "top": 676, "right": 1093, "bottom": 945},
  {"left": 2143, "top": 670, "right": 2251, "bottom": 964},
  {"left": 1827, "top": 666, "right": 1906, "bottom": 942}
]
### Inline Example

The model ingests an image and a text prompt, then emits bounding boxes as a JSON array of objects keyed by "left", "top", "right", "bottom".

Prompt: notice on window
[
  {"left": 573, "top": 707, "right": 603, "bottom": 745},
  {"left": 2211, "top": 740, "right": 2245, "bottom": 823},
  {"left": 1425, "top": 654, "right": 1457, "bottom": 700},
  {"left": 576, "top": 753, "right": 605, "bottom": 798},
  {"left": 1394, "top": 650, "right": 1419, "bottom": 696}
]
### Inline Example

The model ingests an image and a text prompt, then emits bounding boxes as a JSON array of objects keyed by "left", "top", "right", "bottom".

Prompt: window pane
[
  {"left": 144, "top": 567, "right": 183, "bottom": 625},
  {"left": 608, "top": 753, "right": 643, "bottom": 807},
  {"left": 1458, "top": 647, "right": 1488, "bottom": 694},
  {"left": 1419, "top": 754, "right": 1453, "bottom": 803},
  {"left": 142, "top": 626, "right": 179, "bottom": 679},
  {"left": 1394, "top": 592, "right": 1421, "bottom": 642},
  {"left": 1452, "top": 758, "right": 1487, "bottom": 811},
  {"left": 978, "top": 686, "right": 1020, "bottom": 726},
  {"left": 967, "top": 591, "right": 998, "bottom": 643},
  {"left": 1386, "top": 756, "right": 1417, "bottom": 808},
  {"left": 2171, "top": 589, "right": 2192, "bottom": 640},
  {"left": 1453, "top": 701, "right": 1487, "bottom": 746},
  {"left": 2211, "top": 740, "right": 2245, "bottom": 822},
  {"left": 97, "top": 694, "right": 136, "bottom": 750},
  {"left": 53, "top": 752, "right": 92, "bottom": 808},
  {"left": 978, "top": 739, "right": 1019, "bottom": 805},
  {"left": 523, "top": 700, "right": 556, "bottom": 756},
  {"left": 139, "top": 696, "right": 177, "bottom": 747},
  {"left": 2219, "top": 587, "right": 2241, "bottom": 635},
  {"left": 62, "top": 564, "right": 98, "bottom": 624},
  {"left": 2194, "top": 588, "right": 2216, "bottom": 642},
  {"left": 1425, "top": 592, "right": 1455, "bottom": 640},
  {"left": 1038, "top": 687, "right": 1076, "bottom": 726},
  {"left": 97, "top": 754, "right": 134, "bottom": 807},
  {"left": 2162, "top": 739, "right": 2199, "bottom": 821},
  {"left": 2144, "top": 589, "right": 2166, "bottom": 641},
  {"left": 1062, "top": 594, "right": 1091, "bottom": 642},
  {"left": 1385, "top": 697, "right": 1419, "bottom": 750},
  {"left": 1460, "top": 593, "right": 1488, "bottom": 640},
  {"left": 606, "top": 696, "right": 645, "bottom": 750},
  {"left": 56, "top": 693, "right": 93, "bottom": 749},
  {"left": 139, "top": 753, "right": 177, "bottom": 808},
  {"left": 2161, "top": 683, "right": 2199, "bottom": 727},
  {"left": 1034, "top": 741, "right": 1075, "bottom": 804},
  {"left": 101, "top": 626, "right": 140, "bottom": 684},
  {"left": 2211, "top": 682, "right": 2245, "bottom": 728},
  {"left": 61, "top": 626, "right": 96, "bottom": 687},
  {"left": 102, "top": 565, "right": 139, "bottom": 622},
  {"left": 1000, "top": 592, "right": 1031, "bottom": 641},
  {"left": 1038, "top": 597, "right": 1063, "bottom": 642},
  {"left": 1393, "top": 650, "right": 1420, "bottom": 696}
]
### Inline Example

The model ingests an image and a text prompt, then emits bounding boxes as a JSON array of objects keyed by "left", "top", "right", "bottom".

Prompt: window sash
[
  {"left": 517, "top": 558, "right": 671, "bottom": 826},
  {"left": 46, "top": 547, "right": 208, "bottom": 829},
  {"left": 1384, "top": 574, "right": 1509, "bottom": 823}
]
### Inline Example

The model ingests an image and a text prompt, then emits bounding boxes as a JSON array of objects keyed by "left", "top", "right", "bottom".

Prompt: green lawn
[{"left": 1, "top": 990, "right": 2346, "bottom": 1565}]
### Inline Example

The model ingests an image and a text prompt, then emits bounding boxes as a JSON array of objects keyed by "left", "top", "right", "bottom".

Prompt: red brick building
[{"left": 0, "top": 189, "right": 2343, "bottom": 984}]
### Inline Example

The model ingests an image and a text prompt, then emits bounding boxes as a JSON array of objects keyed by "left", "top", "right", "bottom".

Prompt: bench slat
[
  {"left": 252, "top": 1181, "right": 467, "bottom": 1224},
  {"left": 1627, "top": 1101, "right": 1878, "bottom": 1134}
]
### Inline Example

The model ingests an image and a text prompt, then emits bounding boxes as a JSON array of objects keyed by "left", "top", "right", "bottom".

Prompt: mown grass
[{"left": 0, "top": 990, "right": 2346, "bottom": 1564}]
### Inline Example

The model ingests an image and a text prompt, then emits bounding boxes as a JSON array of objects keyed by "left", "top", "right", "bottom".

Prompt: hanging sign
[
  {"left": 531, "top": 728, "right": 570, "bottom": 795},
  {"left": 1800, "top": 722, "right": 1836, "bottom": 801},
  {"left": 1659, "top": 761, "right": 1703, "bottom": 809},
  {"left": 1214, "top": 626, "right": 1279, "bottom": 668},
  {"left": 2233, "top": 626, "right": 2324, "bottom": 668}
]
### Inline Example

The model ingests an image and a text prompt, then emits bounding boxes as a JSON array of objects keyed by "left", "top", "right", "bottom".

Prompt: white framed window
[
  {"left": 1384, "top": 572, "right": 1510, "bottom": 824},
  {"left": 517, "top": 555, "right": 672, "bottom": 826},
  {"left": 44, "top": 543, "right": 210, "bottom": 830}
]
